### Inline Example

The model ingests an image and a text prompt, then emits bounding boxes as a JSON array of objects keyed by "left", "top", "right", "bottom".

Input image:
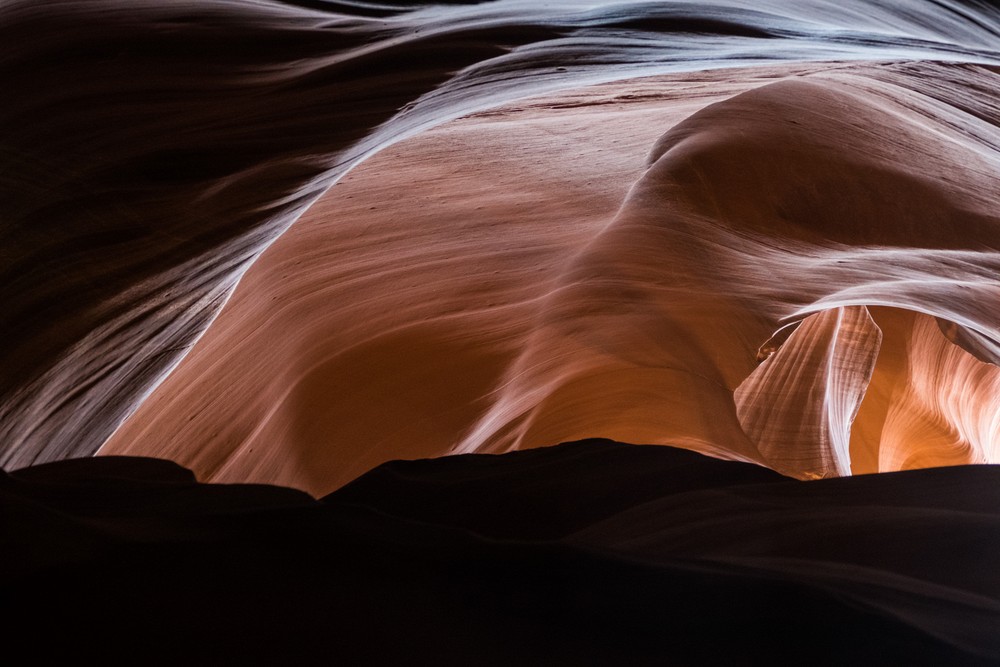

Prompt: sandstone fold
[
  {"left": 100, "top": 62, "right": 1000, "bottom": 493},
  {"left": 6, "top": 0, "right": 1000, "bottom": 470},
  {"left": 860, "top": 310, "right": 1000, "bottom": 472},
  {"left": 736, "top": 307, "right": 882, "bottom": 479}
]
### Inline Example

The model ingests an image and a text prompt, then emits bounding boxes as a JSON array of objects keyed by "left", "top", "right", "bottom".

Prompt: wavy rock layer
[
  {"left": 4, "top": 2, "right": 1000, "bottom": 496},
  {"left": 736, "top": 306, "right": 882, "bottom": 479},
  {"left": 3, "top": 0, "right": 1000, "bottom": 473},
  {"left": 96, "top": 60, "right": 1000, "bottom": 494}
]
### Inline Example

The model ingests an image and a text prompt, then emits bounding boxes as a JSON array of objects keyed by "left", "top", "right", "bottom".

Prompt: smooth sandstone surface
[
  {"left": 5, "top": 0, "right": 1000, "bottom": 476},
  {"left": 101, "top": 61, "right": 1000, "bottom": 495}
]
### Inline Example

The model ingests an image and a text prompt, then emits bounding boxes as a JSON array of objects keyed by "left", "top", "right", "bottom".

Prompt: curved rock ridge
[
  {"left": 4, "top": 0, "right": 1000, "bottom": 470},
  {"left": 861, "top": 307, "right": 1000, "bottom": 473},
  {"left": 735, "top": 306, "right": 882, "bottom": 479},
  {"left": 98, "top": 60, "right": 1000, "bottom": 493}
]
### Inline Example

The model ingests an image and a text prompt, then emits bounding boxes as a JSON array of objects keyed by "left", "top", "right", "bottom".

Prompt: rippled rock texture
[
  {"left": 92, "top": 59, "right": 1000, "bottom": 494},
  {"left": 0, "top": 0, "right": 999, "bottom": 486}
]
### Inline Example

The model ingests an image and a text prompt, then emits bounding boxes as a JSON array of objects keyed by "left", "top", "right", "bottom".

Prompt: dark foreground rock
[{"left": 4, "top": 439, "right": 999, "bottom": 665}]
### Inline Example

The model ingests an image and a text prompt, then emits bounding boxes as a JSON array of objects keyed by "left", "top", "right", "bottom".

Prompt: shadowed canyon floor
[{"left": 6, "top": 440, "right": 1000, "bottom": 665}]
